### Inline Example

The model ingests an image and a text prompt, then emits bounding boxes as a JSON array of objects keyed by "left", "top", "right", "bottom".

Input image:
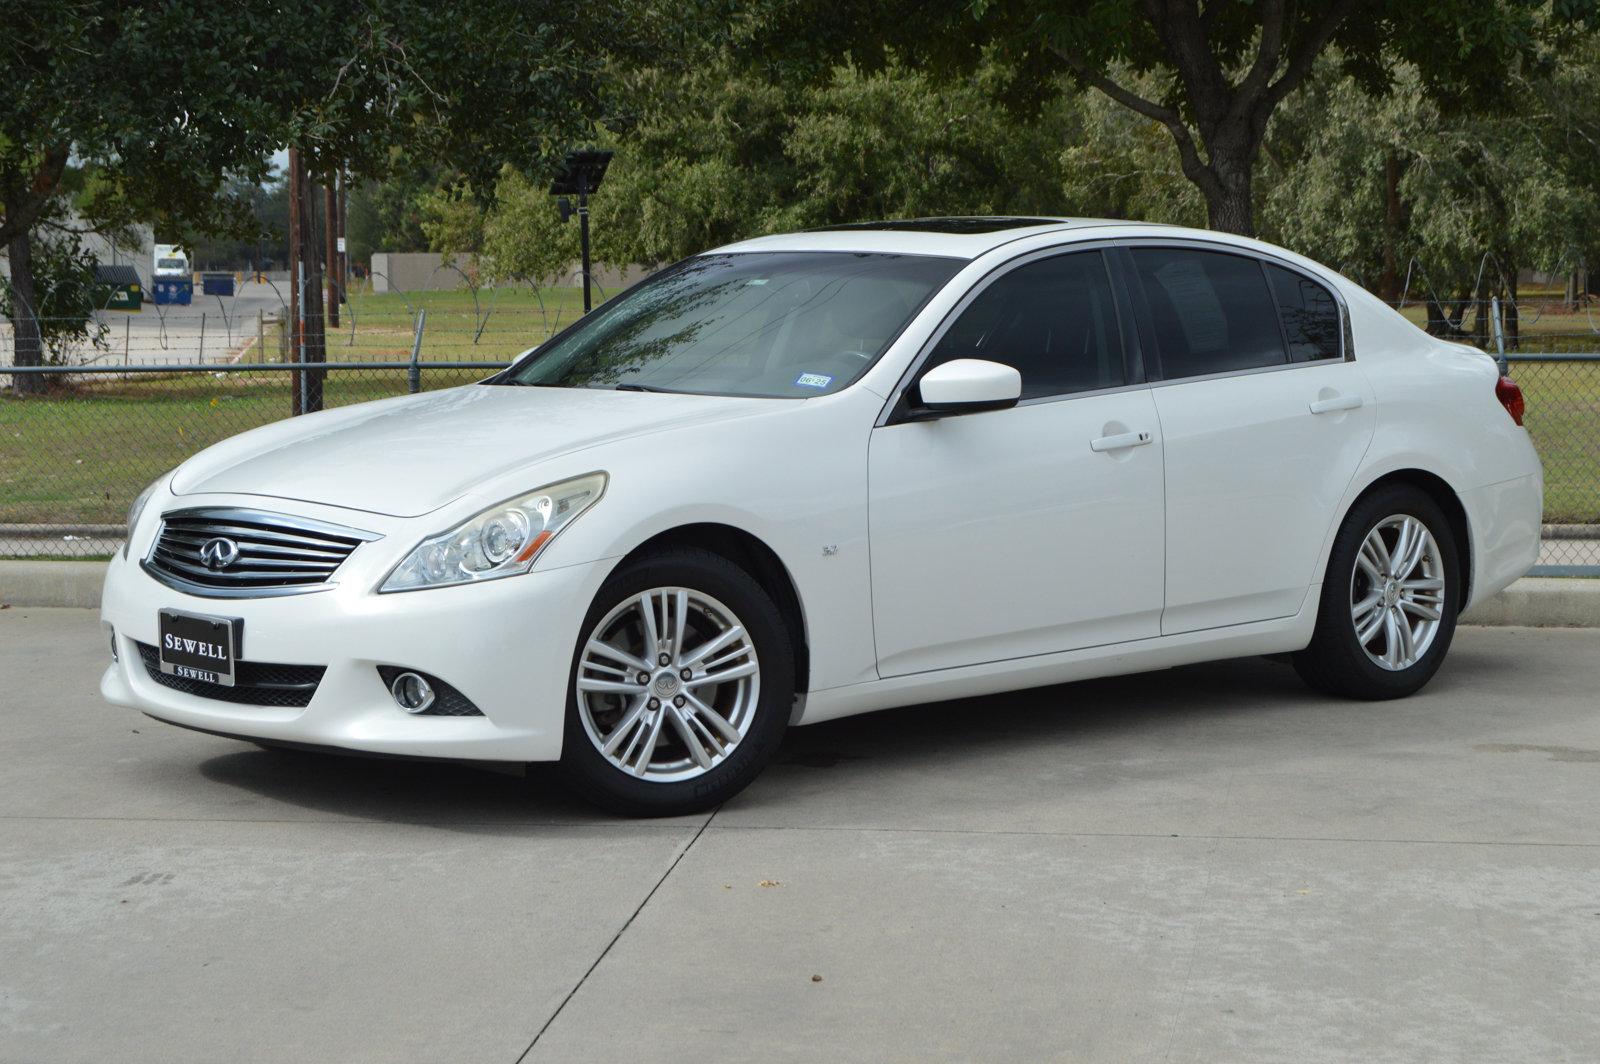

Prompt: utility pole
[
  {"left": 287, "top": 148, "right": 303, "bottom": 415},
  {"left": 336, "top": 172, "right": 348, "bottom": 302},
  {"left": 297, "top": 165, "right": 326, "bottom": 414},
  {"left": 324, "top": 180, "right": 340, "bottom": 329}
]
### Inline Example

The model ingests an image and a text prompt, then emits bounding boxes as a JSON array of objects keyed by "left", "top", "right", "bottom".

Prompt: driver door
[{"left": 867, "top": 249, "right": 1166, "bottom": 677}]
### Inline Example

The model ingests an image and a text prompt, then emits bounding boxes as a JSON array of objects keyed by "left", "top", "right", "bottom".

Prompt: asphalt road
[
  {"left": 90, "top": 280, "right": 287, "bottom": 366},
  {"left": 2, "top": 608, "right": 1597, "bottom": 1063},
  {"left": 2, "top": 280, "right": 284, "bottom": 374}
]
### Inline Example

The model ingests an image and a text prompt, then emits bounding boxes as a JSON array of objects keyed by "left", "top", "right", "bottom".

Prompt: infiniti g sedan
[{"left": 102, "top": 218, "right": 1542, "bottom": 815}]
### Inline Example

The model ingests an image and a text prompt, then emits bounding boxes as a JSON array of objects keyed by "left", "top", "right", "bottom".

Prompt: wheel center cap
[
  {"left": 652, "top": 672, "right": 681, "bottom": 697},
  {"left": 1382, "top": 579, "right": 1400, "bottom": 607}
]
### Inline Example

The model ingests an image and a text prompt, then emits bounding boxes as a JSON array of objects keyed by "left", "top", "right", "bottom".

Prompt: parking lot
[{"left": 2, "top": 607, "right": 1597, "bottom": 1063}]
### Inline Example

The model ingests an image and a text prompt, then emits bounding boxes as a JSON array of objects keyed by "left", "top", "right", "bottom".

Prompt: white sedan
[{"left": 101, "top": 218, "right": 1542, "bottom": 815}]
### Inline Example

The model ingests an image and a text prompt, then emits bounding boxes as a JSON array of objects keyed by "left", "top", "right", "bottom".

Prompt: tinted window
[
  {"left": 923, "top": 251, "right": 1125, "bottom": 401},
  {"left": 499, "top": 252, "right": 962, "bottom": 397},
  {"left": 1132, "top": 249, "right": 1286, "bottom": 379},
  {"left": 1267, "top": 264, "right": 1341, "bottom": 362}
]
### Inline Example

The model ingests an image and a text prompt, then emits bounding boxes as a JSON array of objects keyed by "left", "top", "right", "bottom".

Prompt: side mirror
[{"left": 913, "top": 358, "right": 1021, "bottom": 417}]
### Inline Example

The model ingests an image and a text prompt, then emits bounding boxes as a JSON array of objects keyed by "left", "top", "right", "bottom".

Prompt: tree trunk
[
  {"left": 1203, "top": 177, "right": 1256, "bottom": 236},
  {"left": 295, "top": 157, "right": 326, "bottom": 413},
  {"left": 5, "top": 228, "right": 45, "bottom": 395},
  {"left": 1378, "top": 150, "right": 1405, "bottom": 301}
]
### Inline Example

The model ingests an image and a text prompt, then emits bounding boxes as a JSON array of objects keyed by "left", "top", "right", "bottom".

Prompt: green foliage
[
  {"left": 783, "top": 58, "right": 1069, "bottom": 224},
  {"left": 1055, "top": 70, "right": 1207, "bottom": 226},
  {"left": 348, "top": 171, "right": 441, "bottom": 263},
  {"left": 177, "top": 175, "right": 291, "bottom": 269},
  {"left": 727, "top": 0, "right": 1599, "bottom": 233},
  {"left": 593, "top": 65, "right": 800, "bottom": 264},
  {"left": 2, "top": 0, "right": 667, "bottom": 389},
  {"left": 430, "top": 52, "right": 1100, "bottom": 274},
  {"left": 0, "top": 229, "right": 107, "bottom": 360},
  {"left": 1261, "top": 40, "right": 1600, "bottom": 298}
]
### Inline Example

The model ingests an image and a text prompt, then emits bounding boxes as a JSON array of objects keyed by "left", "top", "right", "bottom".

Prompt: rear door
[{"left": 1119, "top": 244, "right": 1375, "bottom": 634}]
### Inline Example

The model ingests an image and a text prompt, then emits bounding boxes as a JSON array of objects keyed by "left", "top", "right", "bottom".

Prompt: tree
[
  {"left": 178, "top": 175, "right": 291, "bottom": 270},
  {"left": 732, "top": 0, "right": 1596, "bottom": 235},
  {"left": 0, "top": 224, "right": 106, "bottom": 361},
  {"left": 433, "top": 52, "right": 1086, "bottom": 275},
  {"left": 348, "top": 170, "right": 444, "bottom": 264},
  {"left": 1261, "top": 42, "right": 1600, "bottom": 343},
  {"left": 2, "top": 1, "right": 285, "bottom": 390},
  {"left": 3, "top": 0, "right": 680, "bottom": 393}
]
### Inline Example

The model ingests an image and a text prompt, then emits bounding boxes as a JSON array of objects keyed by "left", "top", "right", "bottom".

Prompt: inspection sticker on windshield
[{"left": 794, "top": 372, "right": 832, "bottom": 389}]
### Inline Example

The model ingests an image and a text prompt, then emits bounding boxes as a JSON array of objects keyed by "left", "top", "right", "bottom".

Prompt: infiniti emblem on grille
[{"left": 199, "top": 537, "right": 242, "bottom": 571}]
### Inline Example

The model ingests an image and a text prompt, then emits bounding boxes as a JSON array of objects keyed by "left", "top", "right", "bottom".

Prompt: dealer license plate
[{"left": 157, "top": 609, "right": 241, "bottom": 687}]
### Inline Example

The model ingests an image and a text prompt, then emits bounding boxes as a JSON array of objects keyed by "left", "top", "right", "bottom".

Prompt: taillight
[{"left": 1495, "top": 376, "right": 1525, "bottom": 426}]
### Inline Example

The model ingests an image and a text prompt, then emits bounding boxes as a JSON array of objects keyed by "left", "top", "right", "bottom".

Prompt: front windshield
[{"left": 496, "top": 251, "right": 962, "bottom": 397}]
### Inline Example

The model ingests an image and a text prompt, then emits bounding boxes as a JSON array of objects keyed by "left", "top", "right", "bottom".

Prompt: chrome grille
[{"left": 143, "top": 507, "right": 380, "bottom": 597}]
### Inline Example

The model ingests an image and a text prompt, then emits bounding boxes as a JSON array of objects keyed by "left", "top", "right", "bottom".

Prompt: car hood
[{"left": 170, "top": 385, "right": 772, "bottom": 517}]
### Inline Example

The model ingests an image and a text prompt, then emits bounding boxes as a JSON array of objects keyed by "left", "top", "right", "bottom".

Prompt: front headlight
[
  {"left": 379, "top": 472, "right": 607, "bottom": 593},
  {"left": 123, "top": 475, "right": 167, "bottom": 559}
]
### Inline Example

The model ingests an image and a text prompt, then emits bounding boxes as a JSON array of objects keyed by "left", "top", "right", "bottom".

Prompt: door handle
[
  {"left": 1309, "top": 394, "right": 1363, "bottom": 415},
  {"left": 1090, "top": 430, "right": 1153, "bottom": 453}
]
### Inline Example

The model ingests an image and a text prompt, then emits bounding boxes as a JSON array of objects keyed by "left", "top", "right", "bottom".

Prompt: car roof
[{"left": 708, "top": 217, "right": 1182, "bottom": 260}]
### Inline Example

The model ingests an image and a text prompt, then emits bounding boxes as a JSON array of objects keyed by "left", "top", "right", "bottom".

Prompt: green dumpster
[{"left": 95, "top": 264, "right": 143, "bottom": 311}]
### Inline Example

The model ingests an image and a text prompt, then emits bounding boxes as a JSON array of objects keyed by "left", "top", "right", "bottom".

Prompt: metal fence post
[
  {"left": 1491, "top": 296, "right": 1508, "bottom": 373},
  {"left": 408, "top": 308, "right": 426, "bottom": 394},
  {"left": 294, "top": 260, "right": 306, "bottom": 416},
  {"left": 198, "top": 312, "right": 206, "bottom": 364}
]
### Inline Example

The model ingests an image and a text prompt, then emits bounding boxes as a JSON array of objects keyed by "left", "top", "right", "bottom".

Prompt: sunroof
[{"left": 810, "top": 217, "right": 1064, "bottom": 235}]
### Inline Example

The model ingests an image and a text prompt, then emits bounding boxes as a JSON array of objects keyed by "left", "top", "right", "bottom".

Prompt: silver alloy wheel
[
  {"left": 1349, "top": 514, "right": 1446, "bottom": 672},
  {"left": 576, "top": 586, "right": 761, "bottom": 782}
]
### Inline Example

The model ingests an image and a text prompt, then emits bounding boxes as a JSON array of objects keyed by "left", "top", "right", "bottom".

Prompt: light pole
[{"left": 551, "top": 149, "right": 613, "bottom": 313}]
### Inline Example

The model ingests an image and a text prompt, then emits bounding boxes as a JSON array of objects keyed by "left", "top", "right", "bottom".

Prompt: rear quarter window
[{"left": 1266, "top": 264, "right": 1342, "bottom": 362}]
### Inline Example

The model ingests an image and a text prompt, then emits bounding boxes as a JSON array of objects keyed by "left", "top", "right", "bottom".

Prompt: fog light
[
  {"left": 390, "top": 671, "right": 435, "bottom": 714},
  {"left": 105, "top": 624, "right": 118, "bottom": 662}
]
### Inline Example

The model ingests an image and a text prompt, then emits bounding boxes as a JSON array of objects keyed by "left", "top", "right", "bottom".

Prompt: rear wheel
[
  {"left": 559, "top": 548, "right": 794, "bottom": 816},
  {"left": 1294, "top": 485, "right": 1461, "bottom": 699}
]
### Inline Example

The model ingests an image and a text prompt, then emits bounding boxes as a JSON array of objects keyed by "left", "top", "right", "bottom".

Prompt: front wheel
[
  {"left": 1294, "top": 485, "right": 1462, "bottom": 700},
  {"left": 559, "top": 548, "right": 795, "bottom": 816}
]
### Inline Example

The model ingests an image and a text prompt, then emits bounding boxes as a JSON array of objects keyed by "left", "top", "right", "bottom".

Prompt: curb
[
  {"left": 1, "top": 561, "right": 108, "bottom": 609},
  {"left": 1459, "top": 576, "right": 1600, "bottom": 628},
  {"left": 2, "top": 561, "right": 1596, "bottom": 626}
]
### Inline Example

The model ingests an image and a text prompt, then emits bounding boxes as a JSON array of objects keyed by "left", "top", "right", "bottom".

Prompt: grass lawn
[
  {"left": 3, "top": 285, "right": 602, "bottom": 531},
  {"left": 1, "top": 368, "right": 488, "bottom": 527},
  {"left": 4, "top": 282, "right": 1598, "bottom": 542},
  {"left": 1391, "top": 301, "right": 1600, "bottom": 355},
  {"left": 256, "top": 285, "right": 597, "bottom": 364},
  {"left": 1511, "top": 358, "right": 1600, "bottom": 524}
]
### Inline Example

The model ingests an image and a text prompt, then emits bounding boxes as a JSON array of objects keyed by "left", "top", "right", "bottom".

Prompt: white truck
[{"left": 152, "top": 243, "right": 190, "bottom": 278}]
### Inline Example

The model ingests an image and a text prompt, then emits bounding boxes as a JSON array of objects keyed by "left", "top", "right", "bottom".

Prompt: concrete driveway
[{"left": 2, "top": 608, "right": 1597, "bottom": 1063}]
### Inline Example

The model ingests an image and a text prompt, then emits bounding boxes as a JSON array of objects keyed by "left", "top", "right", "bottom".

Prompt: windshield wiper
[{"left": 613, "top": 383, "right": 683, "bottom": 393}]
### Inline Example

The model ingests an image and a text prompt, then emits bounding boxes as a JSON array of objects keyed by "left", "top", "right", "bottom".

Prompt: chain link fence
[{"left": 3, "top": 286, "right": 1598, "bottom": 571}]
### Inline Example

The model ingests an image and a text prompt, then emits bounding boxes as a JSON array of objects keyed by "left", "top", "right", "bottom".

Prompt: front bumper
[{"left": 101, "top": 498, "right": 615, "bottom": 762}]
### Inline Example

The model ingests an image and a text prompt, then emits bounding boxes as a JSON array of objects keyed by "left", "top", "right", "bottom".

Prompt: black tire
[
  {"left": 559, "top": 547, "right": 795, "bottom": 816},
  {"left": 1293, "top": 484, "right": 1462, "bottom": 700}
]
